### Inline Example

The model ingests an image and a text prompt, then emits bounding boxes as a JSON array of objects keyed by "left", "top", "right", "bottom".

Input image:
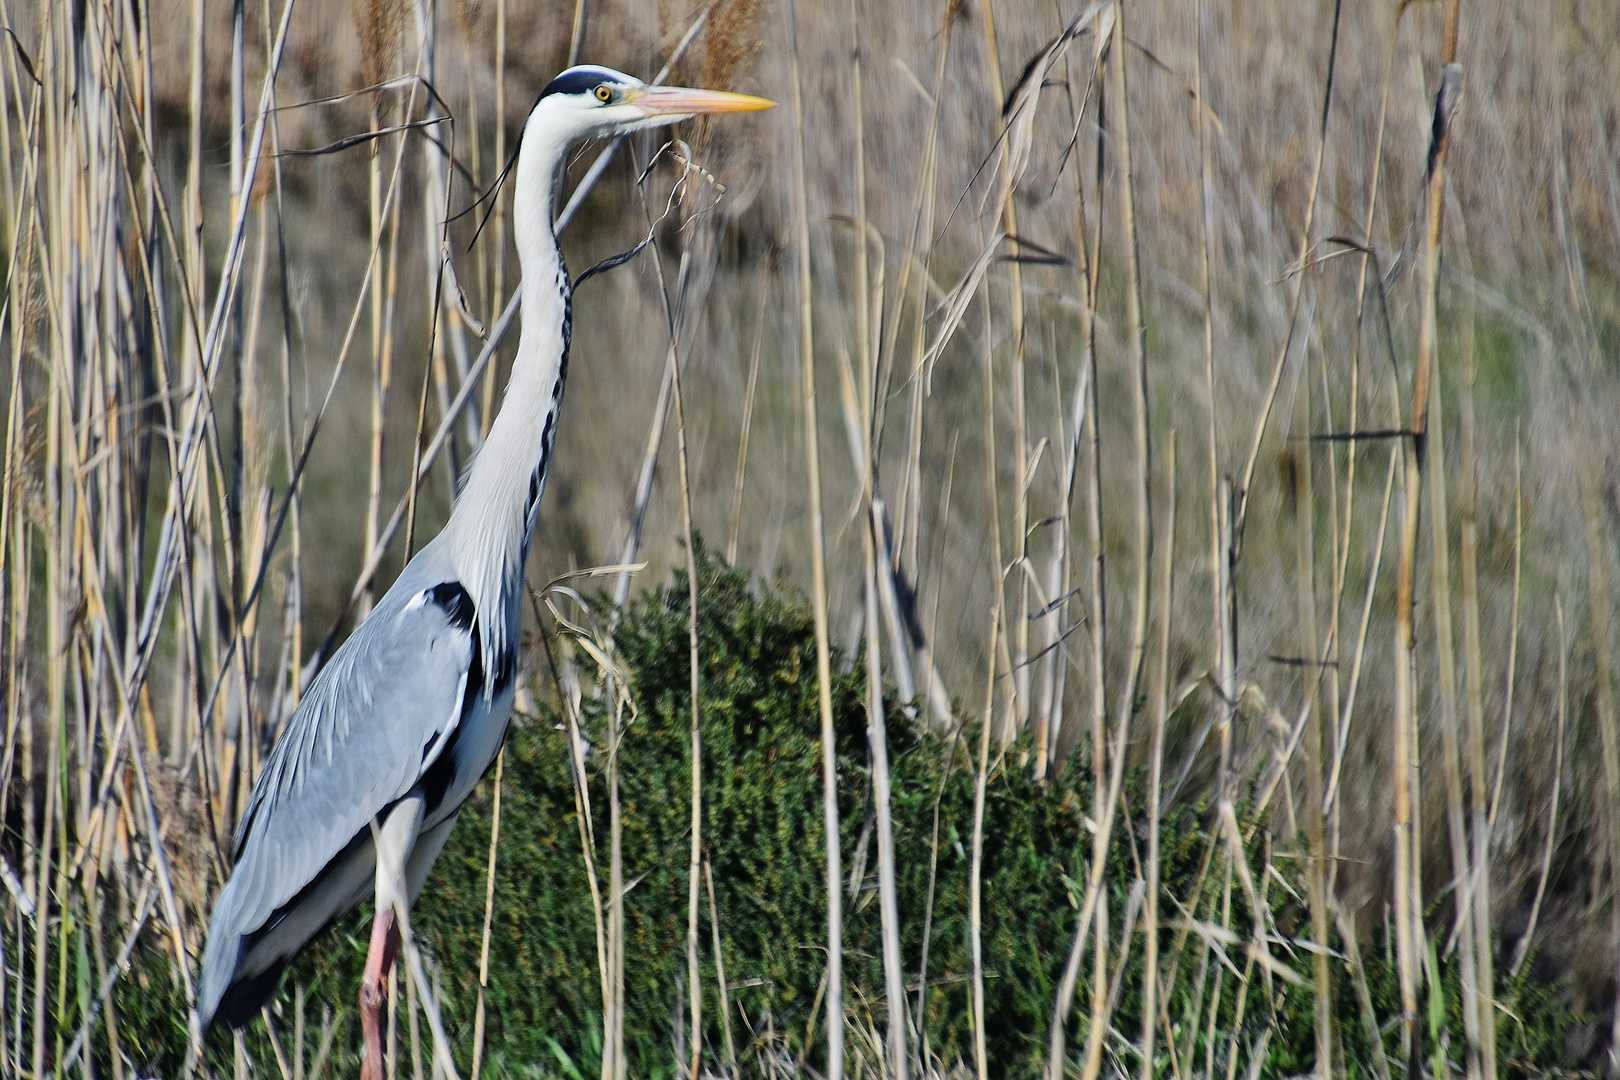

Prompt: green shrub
[{"left": 105, "top": 549, "right": 1582, "bottom": 1078}]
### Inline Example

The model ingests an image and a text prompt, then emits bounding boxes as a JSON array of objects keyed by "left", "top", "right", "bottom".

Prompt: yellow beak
[{"left": 630, "top": 85, "right": 776, "bottom": 117}]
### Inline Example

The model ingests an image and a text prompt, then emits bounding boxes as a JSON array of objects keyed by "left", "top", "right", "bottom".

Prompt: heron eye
[{"left": 594, "top": 85, "right": 613, "bottom": 103}]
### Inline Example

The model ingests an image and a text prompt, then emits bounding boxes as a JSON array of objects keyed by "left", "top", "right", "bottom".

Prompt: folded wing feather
[{"left": 198, "top": 574, "right": 476, "bottom": 1026}]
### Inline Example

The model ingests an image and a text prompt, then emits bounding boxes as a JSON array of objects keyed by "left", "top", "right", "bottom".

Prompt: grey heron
[{"left": 195, "top": 65, "right": 771, "bottom": 1070}]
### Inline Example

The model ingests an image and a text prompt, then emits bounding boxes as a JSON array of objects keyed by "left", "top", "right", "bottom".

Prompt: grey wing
[{"left": 198, "top": 579, "right": 476, "bottom": 1024}]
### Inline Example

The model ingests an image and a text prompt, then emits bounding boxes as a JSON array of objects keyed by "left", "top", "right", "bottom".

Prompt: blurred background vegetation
[
  {"left": 1, "top": 0, "right": 1617, "bottom": 1075},
  {"left": 99, "top": 556, "right": 1587, "bottom": 1076}
]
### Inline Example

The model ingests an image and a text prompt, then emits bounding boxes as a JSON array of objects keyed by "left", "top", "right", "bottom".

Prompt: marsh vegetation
[{"left": 0, "top": 0, "right": 1617, "bottom": 1076}]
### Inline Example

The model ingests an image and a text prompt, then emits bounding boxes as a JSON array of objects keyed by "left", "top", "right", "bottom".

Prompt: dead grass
[{"left": 2, "top": 0, "right": 1619, "bottom": 1075}]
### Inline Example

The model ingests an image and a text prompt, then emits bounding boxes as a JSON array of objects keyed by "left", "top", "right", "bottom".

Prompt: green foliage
[
  {"left": 422, "top": 547, "right": 1115, "bottom": 1074},
  {"left": 89, "top": 549, "right": 1584, "bottom": 1078}
]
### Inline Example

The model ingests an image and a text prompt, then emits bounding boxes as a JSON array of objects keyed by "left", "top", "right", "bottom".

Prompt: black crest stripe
[{"left": 538, "top": 66, "right": 618, "bottom": 100}]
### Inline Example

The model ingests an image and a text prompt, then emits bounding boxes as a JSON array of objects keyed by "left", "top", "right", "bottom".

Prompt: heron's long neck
[{"left": 442, "top": 126, "right": 573, "bottom": 678}]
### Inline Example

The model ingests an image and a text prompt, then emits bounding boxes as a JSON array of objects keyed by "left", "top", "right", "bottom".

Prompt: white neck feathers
[{"left": 440, "top": 110, "right": 575, "bottom": 680}]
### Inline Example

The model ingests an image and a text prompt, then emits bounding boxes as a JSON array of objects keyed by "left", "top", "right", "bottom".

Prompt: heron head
[{"left": 530, "top": 64, "right": 774, "bottom": 143}]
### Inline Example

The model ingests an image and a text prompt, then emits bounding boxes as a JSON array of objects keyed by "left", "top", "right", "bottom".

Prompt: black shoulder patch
[
  {"left": 539, "top": 66, "right": 615, "bottom": 100},
  {"left": 425, "top": 582, "right": 475, "bottom": 631}
]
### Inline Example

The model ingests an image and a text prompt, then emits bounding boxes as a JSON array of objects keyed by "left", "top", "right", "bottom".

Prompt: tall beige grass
[{"left": 3, "top": 0, "right": 1620, "bottom": 1076}]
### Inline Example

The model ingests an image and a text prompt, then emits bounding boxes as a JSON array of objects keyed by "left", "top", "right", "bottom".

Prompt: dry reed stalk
[
  {"left": 42, "top": 11, "right": 211, "bottom": 1059},
  {"left": 61, "top": 877, "right": 159, "bottom": 1074},
  {"left": 849, "top": 1, "right": 873, "bottom": 439},
  {"left": 1047, "top": 15, "right": 1112, "bottom": 1075},
  {"left": 726, "top": 276, "right": 768, "bottom": 565},
  {"left": 468, "top": 747, "right": 503, "bottom": 1080},
  {"left": 35, "top": 58, "right": 68, "bottom": 1080},
  {"left": 1392, "top": 21, "right": 1463, "bottom": 1063},
  {"left": 1204, "top": 862, "right": 1233, "bottom": 1080},
  {"left": 0, "top": 55, "right": 33, "bottom": 960},
  {"left": 608, "top": 669, "right": 625, "bottom": 1080},
  {"left": 450, "top": 8, "right": 487, "bottom": 407},
  {"left": 978, "top": 0, "right": 1031, "bottom": 750},
  {"left": 185, "top": 0, "right": 205, "bottom": 390},
  {"left": 342, "top": 290, "right": 515, "bottom": 618},
  {"left": 373, "top": 855, "right": 458, "bottom": 1080},
  {"left": 1510, "top": 599, "right": 1565, "bottom": 977},
  {"left": 1039, "top": 19, "right": 1106, "bottom": 773},
  {"left": 1080, "top": 15, "right": 1150, "bottom": 1080},
  {"left": 124, "top": 0, "right": 297, "bottom": 806},
  {"left": 1456, "top": 278, "right": 1496, "bottom": 1080},
  {"left": 1487, "top": 437, "right": 1521, "bottom": 830},
  {"left": 413, "top": 0, "right": 482, "bottom": 465},
  {"left": 1423, "top": 290, "right": 1482, "bottom": 1080},
  {"left": 915, "top": 460, "right": 963, "bottom": 1041},
  {"left": 1198, "top": 270, "right": 1240, "bottom": 1080},
  {"left": 1577, "top": 466, "right": 1620, "bottom": 1070},
  {"left": 358, "top": 0, "right": 398, "bottom": 617},
  {"left": 481, "top": 0, "right": 506, "bottom": 424},
  {"left": 1109, "top": 0, "right": 1151, "bottom": 808},
  {"left": 677, "top": 295, "right": 705, "bottom": 1080},
  {"left": 257, "top": 60, "right": 426, "bottom": 687},
  {"left": 225, "top": 0, "right": 251, "bottom": 827},
  {"left": 1321, "top": 409, "right": 1351, "bottom": 897},
  {"left": 785, "top": 2, "right": 843, "bottom": 1071},
  {"left": 913, "top": 722, "right": 960, "bottom": 1061},
  {"left": 847, "top": 9, "right": 906, "bottom": 1072},
  {"left": 375, "top": 131, "right": 408, "bottom": 518},
  {"left": 612, "top": 344, "right": 676, "bottom": 609},
  {"left": 1312, "top": 342, "right": 1343, "bottom": 822},
  {"left": 263, "top": 68, "right": 306, "bottom": 722},
  {"left": 1214, "top": 839, "right": 1270, "bottom": 1080},
  {"left": 531, "top": 624, "right": 611, "bottom": 1077},
  {"left": 1391, "top": 80, "right": 1439, "bottom": 1080},
  {"left": 387, "top": 945, "right": 400, "bottom": 1078},
  {"left": 973, "top": 249, "right": 1009, "bottom": 745},
  {"left": 594, "top": 9, "right": 715, "bottom": 608},
  {"left": 1334, "top": 903, "right": 1393, "bottom": 1080},
  {"left": 1170, "top": 884, "right": 1213, "bottom": 1075},
  {"left": 629, "top": 162, "right": 709, "bottom": 1079},
  {"left": 33, "top": 466, "right": 56, "bottom": 1080},
  {"left": 130, "top": 682, "right": 200, "bottom": 1019},
  {"left": 1289, "top": 382, "right": 1331, "bottom": 1079},
  {"left": 406, "top": 957, "right": 423, "bottom": 1080},
  {"left": 0, "top": 10, "right": 40, "bottom": 982},
  {"left": 567, "top": 0, "right": 589, "bottom": 64},
  {"left": 1233, "top": 0, "right": 1341, "bottom": 534},
  {"left": 45, "top": 0, "right": 356, "bottom": 1061},
  {"left": 1040, "top": 354, "right": 1088, "bottom": 768},
  {"left": 862, "top": 530, "right": 908, "bottom": 1062},
  {"left": 235, "top": 198, "right": 277, "bottom": 831},
  {"left": 969, "top": 613, "right": 996, "bottom": 1080},
  {"left": 89, "top": 834, "right": 123, "bottom": 1073},
  {"left": 1193, "top": 0, "right": 1223, "bottom": 794},
  {"left": 1141, "top": 432, "right": 1176, "bottom": 1080},
  {"left": 1323, "top": 446, "right": 1400, "bottom": 816},
  {"left": 370, "top": 141, "right": 407, "bottom": 612},
  {"left": 415, "top": 263, "right": 460, "bottom": 503},
  {"left": 1335, "top": 18, "right": 1402, "bottom": 821},
  {"left": 888, "top": 17, "right": 953, "bottom": 730},
  {"left": 704, "top": 857, "right": 738, "bottom": 1076},
  {"left": 361, "top": 130, "right": 395, "bottom": 555},
  {"left": 1044, "top": 517, "right": 1142, "bottom": 1080}
]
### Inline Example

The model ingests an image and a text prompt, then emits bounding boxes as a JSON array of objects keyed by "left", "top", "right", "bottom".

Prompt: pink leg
[{"left": 359, "top": 906, "right": 401, "bottom": 1080}]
